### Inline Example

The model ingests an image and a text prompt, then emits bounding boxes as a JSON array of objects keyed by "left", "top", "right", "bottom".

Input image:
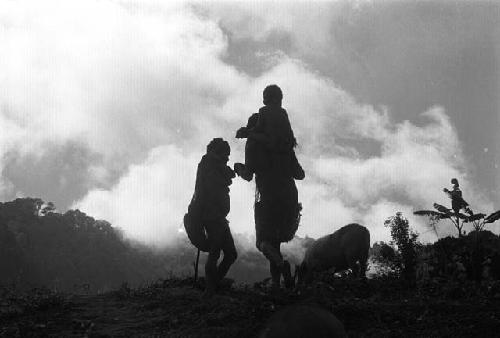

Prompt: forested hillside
[
  {"left": 0, "top": 198, "right": 279, "bottom": 292},
  {"left": 0, "top": 198, "right": 191, "bottom": 291}
]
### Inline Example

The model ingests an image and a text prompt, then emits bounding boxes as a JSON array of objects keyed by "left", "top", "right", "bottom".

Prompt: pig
[
  {"left": 298, "top": 223, "right": 370, "bottom": 284},
  {"left": 259, "top": 305, "right": 347, "bottom": 338}
]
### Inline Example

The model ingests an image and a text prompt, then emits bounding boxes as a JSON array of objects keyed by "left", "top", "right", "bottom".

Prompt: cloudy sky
[{"left": 1, "top": 0, "right": 499, "bottom": 246}]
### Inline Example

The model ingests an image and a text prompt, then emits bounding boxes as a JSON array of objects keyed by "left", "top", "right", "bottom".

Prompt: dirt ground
[{"left": 1, "top": 277, "right": 500, "bottom": 337}]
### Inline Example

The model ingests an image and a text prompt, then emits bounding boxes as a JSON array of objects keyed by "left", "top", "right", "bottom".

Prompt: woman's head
[
  {"left": 263, "top": 84, "right": 283, "bottom": 106},
  {"left": 207, "top": 137, "right": 230, "bottom": 161}
]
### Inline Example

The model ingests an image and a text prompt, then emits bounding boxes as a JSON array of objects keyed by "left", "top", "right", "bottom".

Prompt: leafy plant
[
  {"left": 415, "top": 204, "right": 500, "bottom": 237},
  {"left": 370, "top": 241, "right": 398, "bottom": 276},
  {"left": 0, "top": 197, "right": 180, "bottom": 291},
  {"left": 414, "top": 182, "right": 500, "bottom": 237},
  {"left": 384, "top": 212, "right": 420, "bottom": 284}
]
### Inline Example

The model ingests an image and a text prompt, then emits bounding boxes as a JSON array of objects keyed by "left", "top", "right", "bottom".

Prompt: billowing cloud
[
  {"left": 76, "top": 56, "right": 479, "bottom": 246},
  {"left": 0, "top": 0, "right": 246, "bottom": 202},
  {"left": 75, "top": 145, "right": 197, "bottom": 246},
  {"left": 200, "top": 1, "right": 342, "bottom": 54},
  {"left": 0, "top": 0, "right": 242, "bottom": 165},
  {"left": 1, "top": 1, "right": 494, "bottom": 249}
]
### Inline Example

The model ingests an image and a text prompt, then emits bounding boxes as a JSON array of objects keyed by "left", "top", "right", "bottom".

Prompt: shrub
[
  {"left": 370, "top": 241, "right": 398, "bottom": 277},
  {"left": 384, "top": 212, "right": 420, "bottom": 285}
]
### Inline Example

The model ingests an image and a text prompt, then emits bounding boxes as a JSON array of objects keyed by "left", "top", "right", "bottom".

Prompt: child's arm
[{"left": 283, "top": 109, "right": 297, "bottom": 147}]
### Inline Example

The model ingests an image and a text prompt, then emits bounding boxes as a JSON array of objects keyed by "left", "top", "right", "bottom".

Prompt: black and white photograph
[{"left": 0, "top": 0, "right": 499, "bottom": 336}]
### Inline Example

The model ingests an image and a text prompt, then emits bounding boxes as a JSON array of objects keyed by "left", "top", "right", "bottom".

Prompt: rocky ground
[{"left": 1, "top": 277, "right": 500, "bottom": 337}]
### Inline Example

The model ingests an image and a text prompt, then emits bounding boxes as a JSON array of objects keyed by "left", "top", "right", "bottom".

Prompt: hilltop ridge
[{"left": 2, "top": 276, "right": 500, "bottom": 337}]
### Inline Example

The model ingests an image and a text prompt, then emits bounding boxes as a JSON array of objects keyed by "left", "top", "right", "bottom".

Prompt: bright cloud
[
  {"left": 201, "top": 1, "right": 344, "bottom": 56},
  {"left": 75, "top": 145, "right": 198, "bottom": 246},
  {"left": 1, "top": 1, "right": 493, "bottom": 248},
  {"left": 0, "top": 0, "right": 243, "bottom": 161}
]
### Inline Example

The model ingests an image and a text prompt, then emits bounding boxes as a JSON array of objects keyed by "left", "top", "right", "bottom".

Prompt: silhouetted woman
[{"left": 235, "top": 85, "right": 304, "bottom": 290}]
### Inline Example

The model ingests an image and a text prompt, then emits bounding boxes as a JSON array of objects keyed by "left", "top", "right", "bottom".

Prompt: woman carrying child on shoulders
[{"left": 235, "top": 84, "right": 304, "bottom": 291}]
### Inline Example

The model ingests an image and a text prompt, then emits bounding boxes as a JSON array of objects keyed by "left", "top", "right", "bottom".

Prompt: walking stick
[{"left": 194, "top": 248, "right": 200, "bottom": 283}]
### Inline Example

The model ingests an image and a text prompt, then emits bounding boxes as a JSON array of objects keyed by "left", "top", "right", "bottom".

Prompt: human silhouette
[
  {"left": 188, "top": 138, "right": 237, "bottom": 295},
  {"left": 235, "top": 84, "right": 304, "bottom": 181},
  {"left": 443, "top": 178, "right": 473, "bottom": 215},
  {"left": 235, "top": 85, "right": 304, "bottom": 290}
]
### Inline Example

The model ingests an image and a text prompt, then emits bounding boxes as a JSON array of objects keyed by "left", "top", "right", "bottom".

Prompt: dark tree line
[
  {"left": 0, "top": 197, "right": 282, "bottom": 292},
  {"left": 0, "top": 198, "right": 193, "bottom": 292}
]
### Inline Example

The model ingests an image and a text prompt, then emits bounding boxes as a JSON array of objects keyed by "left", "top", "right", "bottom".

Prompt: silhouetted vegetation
[
  {"left": 429, "top": 230, "right": 500, "bottom": 281},
  {"left": 370, "top": 242, "right": 398, "bottom": 276},
  {"left": 383, "top": 212, "right": 420, "bottom": 285},
  {"left": 412, "top": 183, "right": 500, "bottom": 285},
  {"left": 0, "top": 197, "right": 278, "bottom": 292},
  {"left": 2, "top": 275, "right": 500, "bottom": 337},
  {"left": 414, "top": 188, "right": 500, "bottom": 238},
  {"left": 1, "top": 196, "right": 500, "bottom": 336},
  {"left": 372, "top": 218, "right": 500, "bottom": 287},
  {"left": 0, "top": 198, "right": 198, "bottom": 292}
]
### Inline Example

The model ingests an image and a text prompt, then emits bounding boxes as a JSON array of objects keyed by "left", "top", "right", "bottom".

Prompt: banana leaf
[
  {"left": 484, "top": 210, "right": 500, "bottom": 223},
  {"left": 462, "top": 213, "right": 486, "bottom": 223},
  {"left": 454, "top": 212, "right": 468, "bottom": 219},
  {"left": 433, "top": 203, "right": 453, "bottom": 216},
  {"left": 413, "top": 210, "right": 450, "bottom": 219}
]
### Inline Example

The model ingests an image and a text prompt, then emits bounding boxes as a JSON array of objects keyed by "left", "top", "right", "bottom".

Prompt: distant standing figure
[
  {"left": 188, "top": 138, "right": 237, "bottom": 295},
  {"left": 443, "top": 178, "right": 472, "bottom": 215},
  {"left": 235, "top": 85, "right": 304, "bottom": 290}
]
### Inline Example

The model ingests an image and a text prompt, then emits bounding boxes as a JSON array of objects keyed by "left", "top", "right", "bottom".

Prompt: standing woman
[
  {"left": 235, "top": 85, "right": 304, "bottom": 290},
  {"left": 186, "top": 138, "right": 237, "bottom": 295}
]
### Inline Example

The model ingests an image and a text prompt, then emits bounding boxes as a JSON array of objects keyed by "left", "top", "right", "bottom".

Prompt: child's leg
[
  {"left": 235, "top": 138, "right": 257, "bottom": 181},
  {"left": 291, "top": 150, "right": 305, "bottom": 180},
  {"left": 245, "top": 138, "right": 257, "bottom": 173}
]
